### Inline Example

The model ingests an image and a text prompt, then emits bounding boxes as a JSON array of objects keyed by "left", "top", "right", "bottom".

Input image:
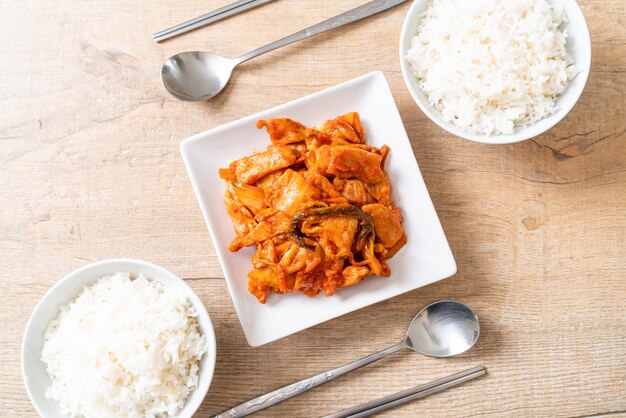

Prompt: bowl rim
[
  {"left": 398, "top": 0, "right": 592, "bottom": 144},
  {"left": 21, "top": 258, "right": 216, "bottom": 418}
]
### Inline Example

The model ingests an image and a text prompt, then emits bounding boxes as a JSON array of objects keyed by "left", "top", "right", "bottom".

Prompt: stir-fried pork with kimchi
[{"left": 219, "top": 113, "right": 406, "bottom": 303}]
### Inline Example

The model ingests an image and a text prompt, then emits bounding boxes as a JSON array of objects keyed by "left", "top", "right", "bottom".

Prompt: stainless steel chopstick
[
  {"left": 153, "top": 0, "right": 277, "bottom": 43},
  {"left": 322, "top": 366, "right": 486, "bottom": 418}
]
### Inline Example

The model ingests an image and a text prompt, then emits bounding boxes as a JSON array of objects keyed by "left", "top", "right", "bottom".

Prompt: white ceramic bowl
[
  {"left": 399, "top": 0, "right": 591, "bottom": 144},
  {"left": 22, "top": 258, "right": 216, "bottom": 418}
]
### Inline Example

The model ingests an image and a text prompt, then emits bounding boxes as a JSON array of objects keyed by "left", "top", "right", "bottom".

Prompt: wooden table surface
[{"left": 2, "top": 1, "right": 625, "bottom": 417}]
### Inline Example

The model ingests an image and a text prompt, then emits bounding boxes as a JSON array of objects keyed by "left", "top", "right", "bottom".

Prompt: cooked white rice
[
  {"left": 41, "top": 273, "right": 208, "bottom": 418},
  {"left": 406, "top": 0, "right": 577, "bottom": 135}
]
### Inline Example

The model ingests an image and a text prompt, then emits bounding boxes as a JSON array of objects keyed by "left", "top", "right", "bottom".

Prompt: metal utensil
[
  {"left": 211, "top": 300, "right": 480, "bottom": 418},
  {"left": 323, "top": 366, "right": 486, "bottom": 418},
  {"left": 161, "top": 0, "right": 408, "bottom": 101},
  {"left": 153, "top": 0, "right": 277, "bottom": 43}
]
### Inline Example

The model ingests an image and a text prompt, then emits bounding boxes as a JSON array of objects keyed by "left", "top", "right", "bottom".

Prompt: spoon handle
[
  {"left": 234, "top": 0, "right": 408, "bottom": 64},
  {"left": 211, "top": 341, "right": 406, "bottom": 418}
]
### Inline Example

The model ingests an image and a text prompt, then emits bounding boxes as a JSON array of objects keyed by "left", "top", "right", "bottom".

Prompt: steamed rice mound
[
  {"left": 406, "top": 0, "right": 577, "bottom": 135},
  {"left": 41, "top": 273, "right": 208, "bottom": 418}
]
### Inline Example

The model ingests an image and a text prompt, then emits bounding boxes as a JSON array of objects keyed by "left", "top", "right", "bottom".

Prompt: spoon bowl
[
  {"left": 161, "top": 52, "right": 236, "bottom": 101},
  {"left": 405, "top": 300, "right": 480, "bottom": 357}
]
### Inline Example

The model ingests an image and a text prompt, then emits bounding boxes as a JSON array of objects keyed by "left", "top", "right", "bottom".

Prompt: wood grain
[{"left": 1, "top": 0, "right": 625, "bottom": 417}]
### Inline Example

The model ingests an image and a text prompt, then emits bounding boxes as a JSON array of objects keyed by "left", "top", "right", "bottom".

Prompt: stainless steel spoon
[
  {"left": 161, "top": 0, "right": 407, "bottom": 101},
  {"left": 212, "top": 300, "right": 480, "bottom": 418}
]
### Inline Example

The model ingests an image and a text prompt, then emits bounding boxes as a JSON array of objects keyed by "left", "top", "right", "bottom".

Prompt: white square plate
[{"left": 181, "top": 71, "right": 456, "bottom": 347}]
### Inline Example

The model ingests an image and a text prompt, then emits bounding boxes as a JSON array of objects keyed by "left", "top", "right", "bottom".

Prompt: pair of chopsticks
[
  {"left": 153, "top": 0, "right": 276, "bottom": 43},
  {"left": 322, "top": 366, "right": 486, "bottom": 418}
]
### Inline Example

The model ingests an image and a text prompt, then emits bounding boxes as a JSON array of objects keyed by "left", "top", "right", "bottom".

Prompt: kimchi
[{"left": 219, "top": 112, "right": 406, "bottom": 303}]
